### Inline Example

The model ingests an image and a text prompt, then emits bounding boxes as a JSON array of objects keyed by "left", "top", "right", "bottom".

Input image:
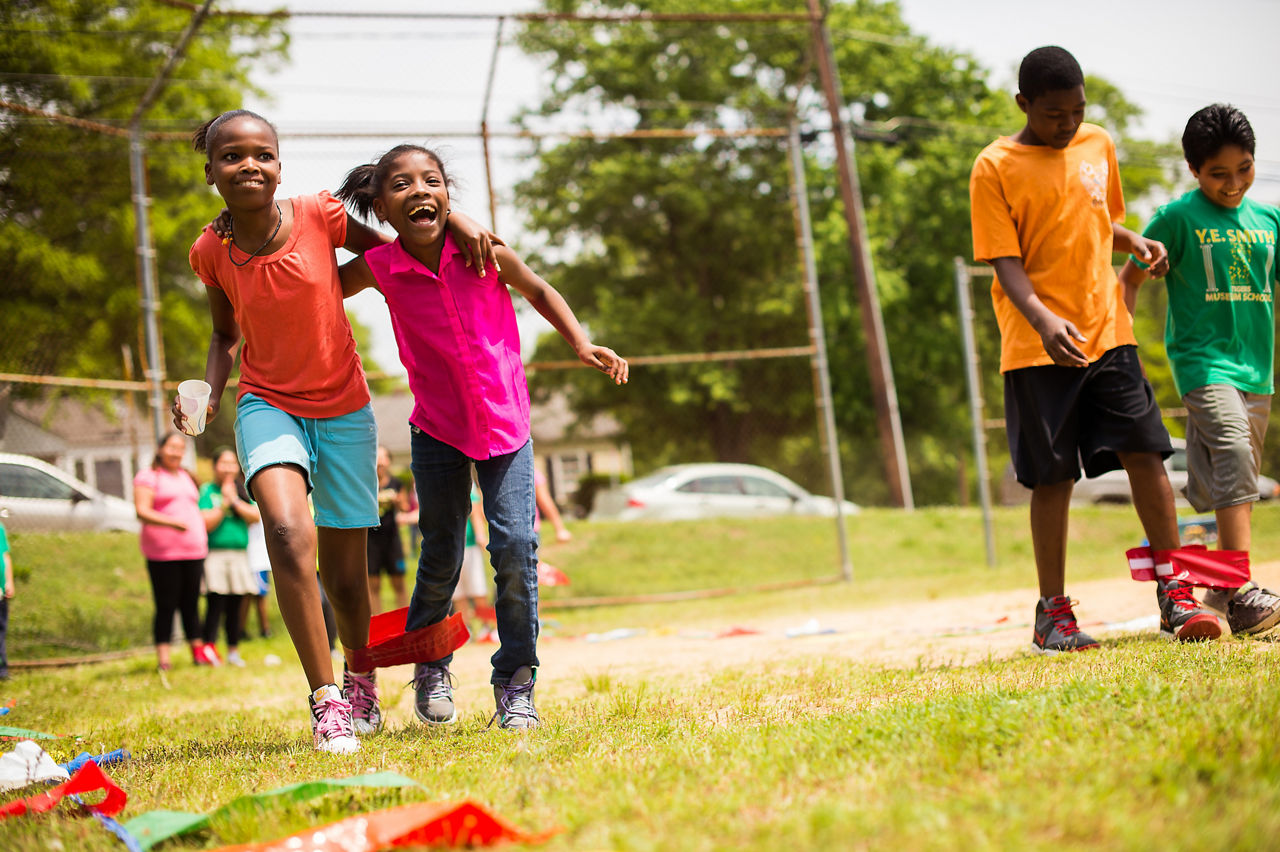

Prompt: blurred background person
[
  {"left": 198, "top": 448, "right": 260, "bottom": 667},
  {"left": 453, "top": 483, "right": 495, "bottom": 640},
  {"left": 367, "top": 446, "right": 411, "bottom": 614},
  {"left": 133, "top": 433, "right": 208, "bottom": 672},
  {"left": 240, "top": 509, "right": 273, "bottom": 641}
]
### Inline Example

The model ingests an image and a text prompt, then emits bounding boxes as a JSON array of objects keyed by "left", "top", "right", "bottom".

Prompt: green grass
[
  {"left": 11, "top": 504, "right": 1280, "bottom": 656},
  {"left": 3, "top": 506, "right": 1279, "bottom": 849},
  {"left": 1, "top": 640, "right": 1278, "bottom": 850}
]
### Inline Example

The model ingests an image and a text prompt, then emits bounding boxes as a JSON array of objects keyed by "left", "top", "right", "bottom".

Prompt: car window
[
  {"left": 677, "top": 476, "right": 743, "bottom": 495},
  {"left": 0, "top": 463, "right": 79, "bottom": 500},
  {"left": 740, "top": 476, "right": 792, "bottom": 498}
]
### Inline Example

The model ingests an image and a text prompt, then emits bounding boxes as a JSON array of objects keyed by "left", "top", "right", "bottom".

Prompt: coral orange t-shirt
[
  {"left": 969, "top": 123, "right": 1135, "bottom": 372},
  {"left": 189, "top": 192, "right": 370, "bottom": 418}
]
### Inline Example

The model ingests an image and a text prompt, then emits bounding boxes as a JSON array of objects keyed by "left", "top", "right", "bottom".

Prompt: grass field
[{"left": 2, "top": 505, "right": 1279, "bottom": 850}]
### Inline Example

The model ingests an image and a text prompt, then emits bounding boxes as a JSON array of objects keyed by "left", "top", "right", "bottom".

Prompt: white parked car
[
  {"left": 590, "top": 463, "right": 860, "bottom": 521},
  {"left": 1066, "top": 439, "right": 1279, "bottom": 506},
  {"left": 0, "top": 452, "right": 140, "bottom": 533}
]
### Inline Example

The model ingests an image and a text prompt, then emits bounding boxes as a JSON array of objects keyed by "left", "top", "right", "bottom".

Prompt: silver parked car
[
  {"left": 0, "top": 452, "right": 140, "bottom": 533},
  {"left": 590, "top": 463, "right": 859, "bottom": 521},
  {"left": 1066, "top": 439, "right": 1279, "bottom": 506}
]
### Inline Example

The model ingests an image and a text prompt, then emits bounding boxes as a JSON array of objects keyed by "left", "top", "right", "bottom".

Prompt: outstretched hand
[
  {"left": 577, "top": 344, "right": 629, "bottom": 385},
  {"left": 447, "top": 211, "right": 505, "bottom": 276},
  {"left": 1130, "top": 235, "right": 1169, "bottom": 278}
]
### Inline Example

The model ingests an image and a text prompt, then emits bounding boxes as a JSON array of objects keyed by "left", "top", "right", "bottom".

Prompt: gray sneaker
[
  {"left": 489, "top": 666, "right": 539, "bottom": 730},
  {"left": 412, "top": 662, "right": 456, "bottom": 725},
  {"left": 1226, "top": 582, "right": 1280, "bottom": 636},
  {"left": 1157, "top": 579, "right": 1222, "bottom": 641},
  {"left": 1031, "top": 595, "right": 1099, "bottom": 655}
]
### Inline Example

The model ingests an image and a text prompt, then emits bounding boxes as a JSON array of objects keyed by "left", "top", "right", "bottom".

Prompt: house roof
[{"left": 368, "top": 390, "right": 622, "bottom": 457}]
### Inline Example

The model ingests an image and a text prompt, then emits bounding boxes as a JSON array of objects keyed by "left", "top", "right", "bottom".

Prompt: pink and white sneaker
[
  {"left": 309, "top": 684, "right": 360, "bottom": 754},
  {"left": 343, "top": 667, "right": 383, "bottom": 735}
]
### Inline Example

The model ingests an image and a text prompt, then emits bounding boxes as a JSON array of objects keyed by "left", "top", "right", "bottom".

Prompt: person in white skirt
[{"left": 198, "top": 448, "right": 262, "bottom": 666}]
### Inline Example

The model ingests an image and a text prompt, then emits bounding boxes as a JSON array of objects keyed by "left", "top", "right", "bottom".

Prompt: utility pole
[
  {"left": 805, "top": 0, "right": 914, "bottom": 509},
  {"left": 128, "top": 0, "right": 215, "bottom": 442}
]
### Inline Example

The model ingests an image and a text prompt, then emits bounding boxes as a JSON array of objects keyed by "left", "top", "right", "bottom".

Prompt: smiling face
[
  {"left": 1191, "top": 144, "right": 1254, "bottom": 208},
  {"left": 372, "top": 150, "right": 450, "bottom": 254},
  {"left": 1016, "top": 85, "right": 1086, "bottom": 149},
  {"left": 204, "top": 116, "right": 281, "bottom": 210}
]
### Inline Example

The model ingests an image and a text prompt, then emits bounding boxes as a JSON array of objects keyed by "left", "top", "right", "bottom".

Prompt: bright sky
[{"left": 237, "top": 0, "right": 1280, "bottom": 374}]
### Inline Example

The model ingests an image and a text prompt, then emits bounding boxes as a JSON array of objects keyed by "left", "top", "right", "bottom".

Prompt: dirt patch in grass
[{"left": 377, "top": 561, "right": 1280, "bottom": 726}]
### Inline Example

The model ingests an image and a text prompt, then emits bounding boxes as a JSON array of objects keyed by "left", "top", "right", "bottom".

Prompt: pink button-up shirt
[{"left": 364, "top": 235, "right": 530, "bottom": 460}]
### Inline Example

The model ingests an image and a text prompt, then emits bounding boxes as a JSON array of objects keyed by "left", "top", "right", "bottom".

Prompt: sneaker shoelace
[
  {"left": 1163, "top": 582, "right": 1201, "bottom": 613},
  {"left": 345, "top": 671, "right": 378, "bottom": 718},
  {"left": 411, "top": 665, "right": 454, "bottom": 701},
  {"left": 313, "top": 695, "right": 355, "bottom": 742},
  {"left": 1044, "top": 599, "right": 1082, "bottom": 636},
  {"left": 1240, "top": 585, "right": 1280, "bottom": 611},
  {"left": 489, "top": 679, "right": 538, "bottom": 728}
]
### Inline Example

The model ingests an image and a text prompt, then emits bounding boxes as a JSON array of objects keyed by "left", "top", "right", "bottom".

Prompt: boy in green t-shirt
[
  {"left": 0, "top": 518, "right": 13, "bottom": 680},
  {"left": 1121, "top": 103, "right": 1280, "bottom": 636}
]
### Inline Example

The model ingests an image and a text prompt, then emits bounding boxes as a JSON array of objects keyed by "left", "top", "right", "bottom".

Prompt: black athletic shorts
[
  {"left": 1004, "top": 345, "right": 1172, "bottom": 488},
  {"left": 366, "top": 530, "right": 406, "bottom": 576}
]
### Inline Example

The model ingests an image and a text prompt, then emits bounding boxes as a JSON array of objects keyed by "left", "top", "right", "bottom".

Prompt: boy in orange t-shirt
[{"left": 969, "top": 46, "right": 1221, "bottom": 653}]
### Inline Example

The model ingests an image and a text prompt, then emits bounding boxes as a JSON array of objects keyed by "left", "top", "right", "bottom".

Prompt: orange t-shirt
[
  {"left": 969, "top": 123, "right": 1135, "bottom": 372},
  {"left": 189, "top": 192, "right": 370, "bottom": 419}
]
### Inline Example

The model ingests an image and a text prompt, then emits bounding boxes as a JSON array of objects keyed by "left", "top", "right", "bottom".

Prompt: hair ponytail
[{"left": 336, "top": 163, "right": 381, "bottom": 220}]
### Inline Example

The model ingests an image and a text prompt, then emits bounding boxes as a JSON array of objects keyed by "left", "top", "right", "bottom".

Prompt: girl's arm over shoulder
[
  {"left": 495, "top": 245, "right": 628, "bottom": 386},
  {"left": 343, "top": 214, "right": 393, "bottom": 255},
  {"left": 339, "top": 255, "right": 379, "bottom": 299},
  {"left": 447, "top": 211, "right": 505, "bottom": 274}
]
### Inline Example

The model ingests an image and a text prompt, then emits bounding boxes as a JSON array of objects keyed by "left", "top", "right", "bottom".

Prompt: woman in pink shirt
[
  {"left": 336, "top": 144, "right": 627, "bottom": 730},
  {"left": 133, "top": 432, "right": 209, "bottom": 672}
]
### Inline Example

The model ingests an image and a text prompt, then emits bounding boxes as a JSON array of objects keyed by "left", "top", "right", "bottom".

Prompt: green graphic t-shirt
[{"left": 1136, "top": 189, "right": 1280, "bottom": 396}]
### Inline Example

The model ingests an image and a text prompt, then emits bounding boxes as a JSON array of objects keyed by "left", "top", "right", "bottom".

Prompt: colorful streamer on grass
[
  {"left": 123, "top": 771, "right": 423, "bottom": 851},
  {"left": 207, "top": 800, "right": 559, "bottom": 852}
]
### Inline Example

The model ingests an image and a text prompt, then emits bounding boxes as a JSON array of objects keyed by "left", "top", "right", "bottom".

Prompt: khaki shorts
[
  {"left": 1183, "top": 384, "right": 1271, "bottom": 512},
  {"left": 204, "top": 548, "right": 259, "bottom": 596}
]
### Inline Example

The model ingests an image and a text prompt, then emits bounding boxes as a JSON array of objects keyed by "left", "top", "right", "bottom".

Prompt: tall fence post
[
  {"left": 954, "top": 257, "right": 996, "bottom": 567},
  {"left": 789, "top": 119, "right": 853, "bottom": 582}
]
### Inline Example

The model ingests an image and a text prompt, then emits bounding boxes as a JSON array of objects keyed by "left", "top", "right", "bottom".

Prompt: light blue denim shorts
[{"left": 234, "top": 393, "right": 379, "bottom": 529}]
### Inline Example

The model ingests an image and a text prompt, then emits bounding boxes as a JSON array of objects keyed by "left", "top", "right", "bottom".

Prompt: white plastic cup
[{"left": 177, "top": 380, "right": 212, "bottom": 436}]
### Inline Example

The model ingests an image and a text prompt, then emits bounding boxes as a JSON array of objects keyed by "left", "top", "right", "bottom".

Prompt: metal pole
[
  {"left": 480, "top": 16, "right": 506, "bottom": 230},
  {"left": 129, "top": 129, "right": 167, "bottom": 443},
  {"left": 128, "top": 0, "right": 216, "bottom": 443},
  {"left": 804, "top": 0, "right": 913, "bottom": 510},
  {"left": 955, "top": 257, "right": 996, "bottom": 567},
  {"left": 789, "top": 120, "right": 853, "bottom": 581}
]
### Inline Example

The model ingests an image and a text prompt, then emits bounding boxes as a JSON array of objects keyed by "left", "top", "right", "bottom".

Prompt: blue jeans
[{"left": 407, "top": 429, "right": 539, "bottom": 682}]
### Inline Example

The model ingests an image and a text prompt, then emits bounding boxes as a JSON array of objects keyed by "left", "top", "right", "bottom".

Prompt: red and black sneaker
[
  {"left": 1031, "top": 595, "right": 1100, "bottom": 656},
  {"left": 1157, "top": 579, "right": 1221, "bottom": 641}
]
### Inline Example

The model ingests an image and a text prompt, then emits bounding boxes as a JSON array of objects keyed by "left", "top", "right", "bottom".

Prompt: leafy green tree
[
  {"left": 515, "top": 0, "right": 1180, "bottom": 505},
  {"left": 0, "top": 1, "right": 286, "bottom": 385}
]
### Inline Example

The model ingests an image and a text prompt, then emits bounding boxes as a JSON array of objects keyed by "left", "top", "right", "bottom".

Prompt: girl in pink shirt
[
  {"left": 132, "top": 432, "right": 208, "bottom": 672},
  {"left": 177, "top": 110, "right": 498, "bottom": 754},
  {"left": 336, "top": 144, "right": 627, "bottom": 730}
]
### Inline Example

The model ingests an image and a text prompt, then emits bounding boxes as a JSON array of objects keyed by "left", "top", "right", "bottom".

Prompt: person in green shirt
[
  {"left": 197, "top": 448, "right": 261, "bottom": 667},
  {"left": 1122, "top": 103, "right": 1280, "bottom": 637}
]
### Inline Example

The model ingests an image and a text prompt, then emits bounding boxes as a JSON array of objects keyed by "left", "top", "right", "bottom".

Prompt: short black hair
[
  {"left": 192, "top": 109, "right": 277, "bottom": 157},
  {"left": 1018, "top": 46, "right": 1084, "bottom": 102},
  {"left": 1182, "top": 104, "right": 1255, "bottom": 170}
]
